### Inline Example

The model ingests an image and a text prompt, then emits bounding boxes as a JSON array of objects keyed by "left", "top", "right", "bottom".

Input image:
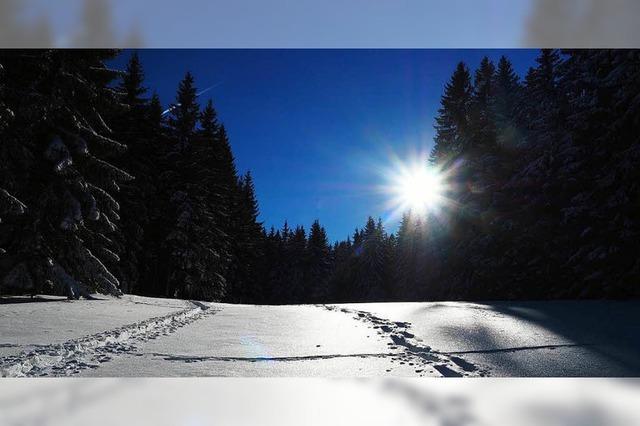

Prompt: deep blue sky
[{"left": 110, "top": 49, "right": 539, "bottom": 241}]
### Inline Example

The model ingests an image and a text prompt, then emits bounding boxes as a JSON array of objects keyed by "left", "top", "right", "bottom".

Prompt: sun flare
[
  {"left": 398, "top": 167, "right": 443, "bottom": 213},
  {"left": 383, "top": 157, "right": 447, "bottom": 217}
]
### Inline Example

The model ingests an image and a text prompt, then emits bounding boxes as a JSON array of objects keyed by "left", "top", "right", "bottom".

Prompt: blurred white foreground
[{"left": 1, "top": 377, "right": 640, "bottom": 426}]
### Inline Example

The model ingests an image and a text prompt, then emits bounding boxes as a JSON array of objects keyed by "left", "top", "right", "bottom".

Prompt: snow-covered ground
[
  {"left": 338, "top": 300, "right": 640, "bottom": 376},
  {"left": 0, "top": 295, "right": 204, "bottom": 376},
  {"left": 1, "top": 295, "right": 639, "bottom": 377},
  {"left": 0, "top": 295, "right": 190, "bottom": 356}
]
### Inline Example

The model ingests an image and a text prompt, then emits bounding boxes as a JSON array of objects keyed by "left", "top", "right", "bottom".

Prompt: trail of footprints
[
  {"left": 324, "top": 305, "right": 488, "bottom": 377},
  {"left": 2, "top": 302, "right": 485, "bottom": 377},
  {"left": 0, "top": 302, "right": 217, "bottom": 377}
]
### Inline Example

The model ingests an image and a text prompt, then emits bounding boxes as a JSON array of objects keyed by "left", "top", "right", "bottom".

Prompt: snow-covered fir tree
[{"left": 0, "top": 50, "right": 131, "bottom": 298}]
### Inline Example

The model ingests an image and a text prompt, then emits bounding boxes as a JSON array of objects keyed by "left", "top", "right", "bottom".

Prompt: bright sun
[
  {"left": 390, "top": 164, "right": 445, "bottom": 214},
  {"left": 379, "top": 152, "right": 451, "bottom": 221},
  {"left": 400, "top": 168, "right": 442, "bottom": 211}
]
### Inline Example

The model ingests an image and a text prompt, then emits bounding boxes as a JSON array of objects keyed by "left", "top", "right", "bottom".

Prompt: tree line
[{"left": 1, "top": 49, "right": 638, "bottom": 302}]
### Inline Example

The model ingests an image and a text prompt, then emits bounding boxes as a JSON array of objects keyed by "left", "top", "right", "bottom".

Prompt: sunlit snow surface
[
  {"left": 0, "top": 295, "right": 191, "bottom": 359},
  {"left": 1, "top": 296, "right": 639, "bottom": 378}
]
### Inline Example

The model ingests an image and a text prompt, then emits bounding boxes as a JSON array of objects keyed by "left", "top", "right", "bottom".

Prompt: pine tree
[
  {"left": 111, "top": 52, "right": 155, "bottom": 294},
  {"left": 148, "top": 92, "right": 164, "bottom": 128},
  {"left": 120, "top": 53, "right": 146, "bottom": 108},
  {"left": 305, "top": 220, "right": 331, "bottom": 302},
  {"left": 169, "top": 71, "right": 199, "bottom": 152},
  {"left": 212, "top": 125, "right": 243, "bottom": 301},
  {"left": 127, "top": 89, "right": 170, "bottom": 298},
  {"left": 394, "top": 212, "right": 427, "bottom": 300},
  {"left": 494, "top": 56, "right": 522, "bottom": 149},
  {"left": 469, "top": 56, "right": 497, "bottom": 151},
  {"left": 328, "top": 236, "right": 354, "bottom": 302},
  {"left": 287, "top": 225, "right": 308, "bottom": 303},
  {"left": 231, "top": 172, "right": 265, "bottom": 302},
  {"left": 163, "top": 71, "right": 212, "bottom": 299},
  {"left": 200, "top": 100, "right": 218, "bottom": 136},
  {"left": 521, "top": 49, "right": 562, "bottom": 147},
  {"left": 382, "top": 232, "right": 397, "bottom": 299},
  {"left": 454, "top": 58, "right": 502, "bottom": 291},
  {"left": 355, "top": 217, "right": 386, "bottom": 300},
  {"left": 192, "top": 98, "right": 229, "bottom": 301},
  {"left": 431, "top": 62, "right": 473, "bottom": 165},
  {"left": 0, "top": 61, "right": 27, "bottom": 261},
  {"left": 0, "top": 50, "right": 131, "bottom": 298},
  {"left": 261, "top": 226, "right": 277, "bottom": 303}
]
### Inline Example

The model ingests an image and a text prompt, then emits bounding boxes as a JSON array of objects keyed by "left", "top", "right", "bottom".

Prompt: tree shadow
[
  {"left": 0, "top": 295, "right": 109, "bottom": 304},
  {"left": 446, "top": 301, "right": 640, "bottom": 376},
  {"left": 0, "top": 296, "right": 67, "bottom": 304}
]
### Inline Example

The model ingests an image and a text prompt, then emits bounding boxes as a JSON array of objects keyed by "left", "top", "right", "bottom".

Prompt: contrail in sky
[{"left": 161, "top": 81, "right": 223, "bottom": 116}]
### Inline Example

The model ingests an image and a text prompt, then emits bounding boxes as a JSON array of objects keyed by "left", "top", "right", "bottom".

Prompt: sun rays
[
  {"left": 393, "top": 165, "right": 444, "bottom": 214},
  {"left": 377, "top": 149, "right": 458, "bottom": 224}
]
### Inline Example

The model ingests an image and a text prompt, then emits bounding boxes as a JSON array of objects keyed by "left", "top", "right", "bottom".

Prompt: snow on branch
[
  {"left": 86, "top": 154, "right": 134, "bottom": 182},
  {"left": 0, "top": 188, "right": 27, "bottom": 216},
  {"left": 87, "top": 183, "right": 120, "bottom": 213},
  {"left": 77, "top": 125, "right": 128, "bottom": 153}
]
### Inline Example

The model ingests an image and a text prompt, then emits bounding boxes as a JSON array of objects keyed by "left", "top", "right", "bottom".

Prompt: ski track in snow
[
  {"left": 322, "top": 305, "right": 489, "bottom": 377},
  {"left": 151, "top": 352, "right": 398, "bottom": 363},
  {"left": 0, "top": 301, "right": 217, "bottom": 377}
]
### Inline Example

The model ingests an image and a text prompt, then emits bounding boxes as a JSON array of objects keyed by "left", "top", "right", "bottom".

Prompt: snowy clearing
[{"left": 1, "top": 296, "right": 639, "bottom": 377}]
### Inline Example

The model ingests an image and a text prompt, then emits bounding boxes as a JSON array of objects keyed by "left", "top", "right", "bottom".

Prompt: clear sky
[{"left": 110, "top": 49, "right": 539, "bottom": 241}]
